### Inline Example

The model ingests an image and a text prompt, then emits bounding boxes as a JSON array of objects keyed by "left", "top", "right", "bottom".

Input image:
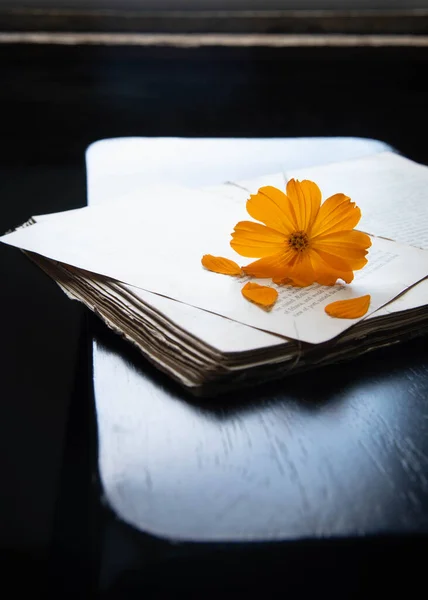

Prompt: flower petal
[
  {"left": 241, "top": 282, "right": 278, "bottom": 309},
  {"left": 270, "top": 252, "right": 318, "bottom": 288},
  {"left": 317, "top": 270, "right": 354, "bottom": 285},
  {"left": 310, "top": 249, "right": 355, "bottom": 285},
  {"left": 230, "top": 221, "right": 287, "bottom": 258},
  {"left": 242, "top": 248, "right": 295, "bottom": 278},
  {"left": 311, "top": 193, "right": 361, "bottom": 238},
  {"left": 312, "top": 229, "right": 370, "bottom": 271},
  {"left": 201, "top": 254, "right": 242, "bottom": 275},
  {"left": 315, "top": 247, "right": 368, "bottom": 272},
  {"left": 246, "top": 186, "right": 297, "bottom": 234},
  {"left": 285, "top": 252, "right": 316, "bottom": 287},
  {"left": 312, "top": 229, "right": 372, "bottom": 263},
  {"left": 325, "top": 295, "right": 371, "bottom": 319},
  {"left": 285, "top": 179, "right": 321, "bottom": 233}
]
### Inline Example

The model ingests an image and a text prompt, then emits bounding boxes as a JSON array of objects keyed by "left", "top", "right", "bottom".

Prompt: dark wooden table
[{"left": 1, "top": 40, "right": 428, "bottom": 598}]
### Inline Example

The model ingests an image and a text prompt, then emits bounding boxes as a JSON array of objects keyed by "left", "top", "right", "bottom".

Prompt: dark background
[
  {"left": 1, "top": 1, "right": 427, "bottom": 9},
  {"left": 1, "top": 40, "right": 428, "bottom": 597}
]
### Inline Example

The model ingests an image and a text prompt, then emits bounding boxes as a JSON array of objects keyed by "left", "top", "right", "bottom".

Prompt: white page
[
  {"left": 32, "top": 212, "right": 287, "bottom": 354},
  {"left": 289, "top": 151, "right": 428, "bottom": 249},
  {"left": 89, "top": 150, "right": 428, "bottom": 350},
  {"left": 374, "top": 277, "right": 428, "bottom": 317},
  {"left": 80, "top": 138, "right": 393, "bottom": 354},
  {"left": 33, "top": 161, "right": 428, "bottom": 353},
  {"left": 228, "top": 151, "right": 428, "bottom": 319},
  {"left": 86, "top": 136, "right": 389, "bottom": 205},
  {"left": 3, "top": 186, "right": 428, "bottom": 344}
]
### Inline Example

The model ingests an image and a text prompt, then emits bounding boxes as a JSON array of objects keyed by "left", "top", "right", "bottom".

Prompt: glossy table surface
[{"left": 1, "top": 41, "right": 428, "bottom": 597}]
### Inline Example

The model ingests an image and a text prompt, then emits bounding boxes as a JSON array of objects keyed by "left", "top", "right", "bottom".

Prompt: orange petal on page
[
  {"left": 241, "top": 282, "right": 278, "bottom": 309},
  {"left": 324, "top": 295, "right": 371, "bottom": 319},
  {"left": 201, "top": 254, "right": 243, "bottom": 276}
]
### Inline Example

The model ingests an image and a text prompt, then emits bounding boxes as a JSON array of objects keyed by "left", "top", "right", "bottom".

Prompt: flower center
[{"left": 288, "top": 231, "right": 310, "bottom": 252}]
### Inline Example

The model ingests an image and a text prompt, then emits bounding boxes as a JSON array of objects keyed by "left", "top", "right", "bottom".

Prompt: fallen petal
[
  {"left": 241, "top": 282, "right": 278, "bottom": 309},
  {"left": 201, "top": 254, "right": 242, "bottom": 276},
  {"left": 324, "top": 294, "right": 371, "bottom": 319}
]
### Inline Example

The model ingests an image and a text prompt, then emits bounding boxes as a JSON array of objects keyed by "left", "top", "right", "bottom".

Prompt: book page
[
  {"left": 3, "top": 185, "right": 428, "bottom": 345},
  {"left": 223, "top": 151, "right": 428, "bottom": 319},
  {"left": 288, "top": 151, "right": 428, "bottom": 249},
  {"left": 32, "top": 210, "right": 286, "bottom": 354},
  {"left": 31, "top": 164, "right": 428, "bottom": 353}
]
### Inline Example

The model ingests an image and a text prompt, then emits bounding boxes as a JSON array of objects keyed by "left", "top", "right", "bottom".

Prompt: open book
[{"left": 2, "top": 150, "right": 428, "bottom": 395}]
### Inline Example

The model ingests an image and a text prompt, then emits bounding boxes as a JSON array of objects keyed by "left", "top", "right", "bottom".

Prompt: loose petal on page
[
  {"left": 324, "top": 294, "right": 371, "bottom": 319},
  {"left": 201, "top": 254, "right": 242, "bottom": 276},
  {"left": 241, "top": 282, "right": 278, "bottom": 309}
]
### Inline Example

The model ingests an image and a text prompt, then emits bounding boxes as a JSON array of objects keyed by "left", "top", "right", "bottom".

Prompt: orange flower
[
  {"left": 230, "top": 180, "right": 371, "bottom": 287},
  {"left": 325, "top": 295, "right": 371, "bottom": 319}
]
